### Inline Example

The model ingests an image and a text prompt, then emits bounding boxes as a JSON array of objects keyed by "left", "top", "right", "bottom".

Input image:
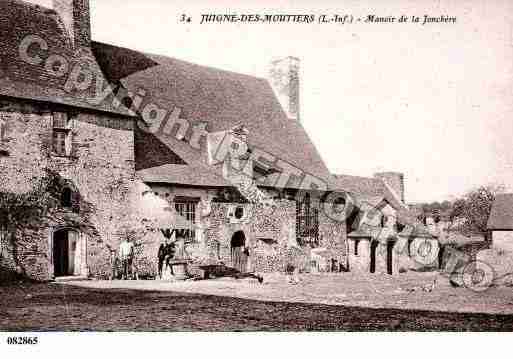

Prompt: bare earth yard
[{"left": 1, "top": 272, "right": 513, "bottom": 331}]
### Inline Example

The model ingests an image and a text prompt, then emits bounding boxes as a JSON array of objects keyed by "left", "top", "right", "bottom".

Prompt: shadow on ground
[{"left": 1, "top": 282, "right": 512, "bottom": 331}]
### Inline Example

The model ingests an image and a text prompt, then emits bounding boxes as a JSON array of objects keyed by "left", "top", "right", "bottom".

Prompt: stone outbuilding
[
  {"left": 487, "top": 193, "right": 513, "bottom": 253},
  {"left": 340, "top": 185, "right": 439, "bottom": 275}
]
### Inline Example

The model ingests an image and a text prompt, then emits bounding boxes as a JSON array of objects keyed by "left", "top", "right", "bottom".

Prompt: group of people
[
  {"left": 114, "top": 229, "right": 265, "bottom": 283},
  {"left": 112, "top": 229, "right": 184, "bottom": 280}
]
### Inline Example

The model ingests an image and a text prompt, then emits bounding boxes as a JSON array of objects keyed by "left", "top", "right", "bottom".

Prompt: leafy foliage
[
  {"left": 0, "top": 168, "right": 97, "bottom": 276},
  {"left": 449, "top": 184, "right": 505, "bottom": 235},
  {"left": 0, "top": 169, "right": 59, "bottom": 235}
]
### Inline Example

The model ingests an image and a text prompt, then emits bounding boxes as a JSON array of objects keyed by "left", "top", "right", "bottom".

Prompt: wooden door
[
  {"left": 231, "top": 231, "right": 247, "bottom": 273},
  {"left": 53, "top": 230, "right": 69, "bottom": 277},
  {"left": 231, "top": 246, "right": 248, "bottom": 273}
]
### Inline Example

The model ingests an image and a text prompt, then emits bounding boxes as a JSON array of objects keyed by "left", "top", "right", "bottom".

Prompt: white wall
[{"left": 492, "top": 231, "right": 513, "bottom": 253}]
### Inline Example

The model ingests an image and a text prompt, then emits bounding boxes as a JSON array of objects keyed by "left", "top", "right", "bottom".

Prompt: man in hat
[{"left": 119, "top": 236, "right": 134, "bottom": 280}]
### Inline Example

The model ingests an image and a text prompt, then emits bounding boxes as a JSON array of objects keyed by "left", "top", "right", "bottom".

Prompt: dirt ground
[{"left": 1, "top": 272, "right": 513, "bottom": 331}]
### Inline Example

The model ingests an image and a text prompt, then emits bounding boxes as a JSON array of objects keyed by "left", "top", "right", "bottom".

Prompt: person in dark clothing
[
  {"left": 158, "top": 229, "right": 177, "bottom": 279},
  {"left": 158, "top": 238, "right": 169, "bottom": 279},
  {"left": 164, "top": 239, "right": 176, "bottom": 274}
]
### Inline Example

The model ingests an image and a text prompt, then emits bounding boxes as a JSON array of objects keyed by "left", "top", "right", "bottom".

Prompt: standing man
[
  {"left": 119, "top": 236, "right": 134, "bottom": 280},
  {"left": 158, "top": 235, "right": 170, "bottom": 279},
  {"left": 165, "top": 230, "right": 177, "bottom": 276}
]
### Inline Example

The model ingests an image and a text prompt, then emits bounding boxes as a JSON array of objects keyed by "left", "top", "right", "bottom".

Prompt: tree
[
  {"left": 450, "top": 184, "right": 505, "bottom": 236},
  {"left": 450, "top": 198, "right": 466, "bottom": 222},
  {"left": 440, "top": 200, "right": 452, "bottom": 212}
]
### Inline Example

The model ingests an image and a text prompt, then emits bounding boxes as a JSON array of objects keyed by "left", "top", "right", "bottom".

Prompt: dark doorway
[
  {"left": 53, "top": 230, "right": 69, "bottom": 277},
  {"left": 231, "top": 231, "right": 248, "bottom": 273},
  {"left": 387, "top": 241, "right": 395, "bottom": 275},
  {"left": 370, "top": 240, "right": 378, "bottom": 273},
  {"left": 53, "top": 229, "right": 78, "bottom": 277}
]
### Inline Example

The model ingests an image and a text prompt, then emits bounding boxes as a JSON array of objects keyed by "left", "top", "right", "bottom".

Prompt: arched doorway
[
  {"left": 231, "top": 231, "right": 247, "bottom": 273},
  {"left": 53, "top": 229, "right": 81, "bottom": 277}
]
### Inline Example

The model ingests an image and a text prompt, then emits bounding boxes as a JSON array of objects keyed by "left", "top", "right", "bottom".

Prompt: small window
[
  {"left": 296, "top": 193, "right": 319, "bottom": 247},
  {"left": 0, "top": 228, "right": 5, "bottom": 254},
  {"left": 234, "top": 206, "right": 244, "bottom": 220},
  {"left": 53, "top": 130, "right": 68, "bottom": 156},
  {"left": 52, "top": 112, "right": 72, "bottom": 157},
  {"left": 0, "top": 117, "right": 7, "bottom": 143},
  {"left": 0, "top": 116, "right": 9, "bottom": 156},
  {"left": 174, "top": 200, "right": 197, "bottom": 243},
  {"left": 61, "top": 187, "right": 72, "bottom": 208}
]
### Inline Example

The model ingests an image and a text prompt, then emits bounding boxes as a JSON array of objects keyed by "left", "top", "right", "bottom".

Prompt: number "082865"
[{"left": 7, "top": 337, "right": 38, "bottom": 345}]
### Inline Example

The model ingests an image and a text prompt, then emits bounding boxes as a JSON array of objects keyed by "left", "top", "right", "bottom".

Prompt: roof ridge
[
  {"left": 91, "top": 40, "right": 268, "bottom": 83},
  {"left": 11, "top": 0, "right": 53, "bottom": 12},
  {"left": 333, "top": 173, "right": 380, "bottom": 181}
]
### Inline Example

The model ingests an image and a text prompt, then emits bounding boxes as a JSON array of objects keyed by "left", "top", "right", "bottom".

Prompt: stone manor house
[{"left": 0, "top": 0, "right": 437, "bottom": 281}]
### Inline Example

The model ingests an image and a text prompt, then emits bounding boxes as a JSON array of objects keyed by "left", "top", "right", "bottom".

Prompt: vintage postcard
[{"left": 1, "top": 0, "right": 512, "bottom": 355}]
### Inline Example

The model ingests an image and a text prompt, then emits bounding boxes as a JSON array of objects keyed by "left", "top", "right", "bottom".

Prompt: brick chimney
[
  {"left": 53, "top": 0, "right": 91, "bottom": 48},
  {"left": 374, "top": 172, "right": 405, "bottom": 203},
  {"left": 269, "top": 56, "right": 300, "bottom": 121}
]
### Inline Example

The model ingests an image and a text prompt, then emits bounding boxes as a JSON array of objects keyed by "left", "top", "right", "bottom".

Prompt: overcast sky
[{"left": 31, "top": 0, "right": 513, "bottom": 203}]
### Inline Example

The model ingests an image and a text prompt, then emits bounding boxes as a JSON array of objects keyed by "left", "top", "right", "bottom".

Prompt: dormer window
[{"left": 52, "top": 112, "right": 73, "bottom": 157}]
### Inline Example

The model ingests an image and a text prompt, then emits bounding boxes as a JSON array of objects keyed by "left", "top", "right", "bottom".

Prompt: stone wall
[
  {"left": 139, "top": 185, "right": 347, "bottom": 276},
  {"left": 0, "top": 98, "right": 135, "bottom": 280},
  {"left": 0, "top": 97, "right": 347, "bottom": 281}
]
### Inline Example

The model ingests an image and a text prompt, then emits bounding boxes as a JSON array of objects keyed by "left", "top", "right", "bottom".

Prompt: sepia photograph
[{"left": 1, "top": 0, "right": 513, "bottom": 355}]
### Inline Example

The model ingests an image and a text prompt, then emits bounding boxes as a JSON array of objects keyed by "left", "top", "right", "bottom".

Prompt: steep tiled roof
[
  {"left": 330, "top": 174, "right": 385, "bottom": 196},
  {"left": 487, "top": 193, "right": 513, "bottom": 230},
  {"left": 136, "top": 164, "right": 229, "bottom": 187},
  {"left": 330, "top": 173, "right": 405, "bottom": 210},
  {"left": 0, "top": 0, "right": 132, "bottom": 116},
  {"left": 91, "top": 41, "right": 332, "bottom": 188}
]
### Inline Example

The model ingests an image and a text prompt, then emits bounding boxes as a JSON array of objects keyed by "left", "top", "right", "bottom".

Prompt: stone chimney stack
[
  {"left": 269, "top": 56, "right": 301, "bottom": 121},
  {"left": 374, "top": 172, "right": 405, "bottom": 203},
  {"left": 53, "top": 0, "right": 91, "bottom": 48}
]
